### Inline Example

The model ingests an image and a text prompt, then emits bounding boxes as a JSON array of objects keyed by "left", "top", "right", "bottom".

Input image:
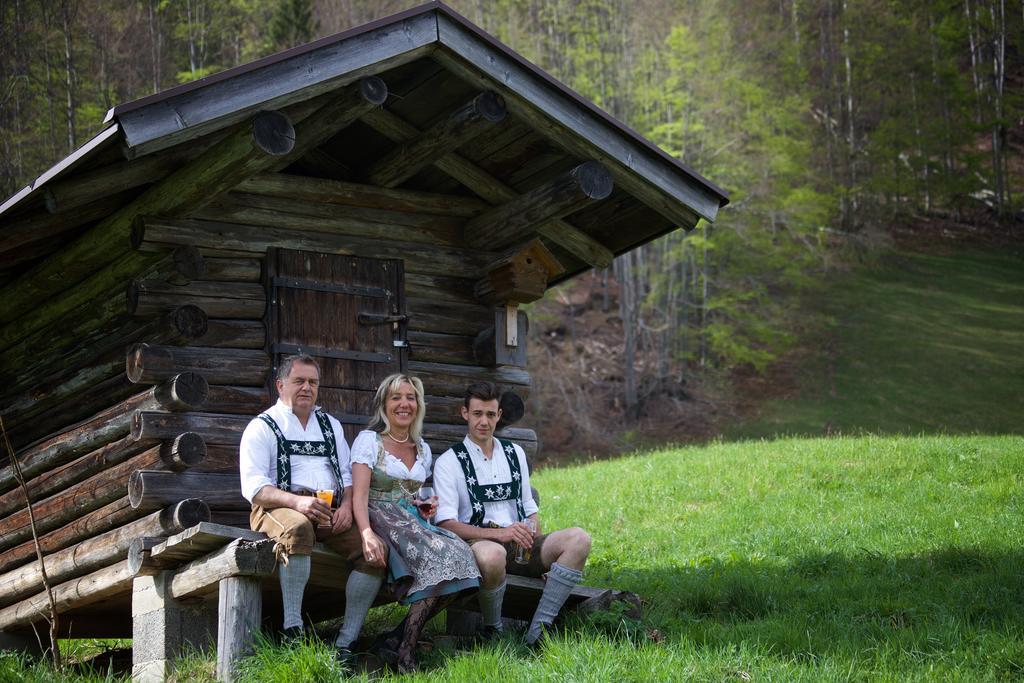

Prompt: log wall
[{"left": 0, "top": 169, "right": 539, "bottom": 638}]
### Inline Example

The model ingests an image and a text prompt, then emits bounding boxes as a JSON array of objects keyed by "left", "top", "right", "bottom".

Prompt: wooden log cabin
[{"left": 0, "top": 0, "right": 727, "bottom": 659}]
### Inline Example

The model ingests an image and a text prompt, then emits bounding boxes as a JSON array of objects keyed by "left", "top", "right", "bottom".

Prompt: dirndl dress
[{"left": 361, "top": 432, "right": 479, "bottom": 604}]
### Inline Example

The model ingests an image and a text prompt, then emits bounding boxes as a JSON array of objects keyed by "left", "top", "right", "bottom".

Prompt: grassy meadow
[{"left": 729, "top": 248, "right": 1024, "bottom": 439}]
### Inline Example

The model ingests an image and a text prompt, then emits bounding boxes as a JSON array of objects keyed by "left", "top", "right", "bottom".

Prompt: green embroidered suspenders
[
  {"left": 258, "top": 409, "right": 343, "bottom": 491},
  {"left": 450, "top": 439, "right": 526, "bottom": 526}
]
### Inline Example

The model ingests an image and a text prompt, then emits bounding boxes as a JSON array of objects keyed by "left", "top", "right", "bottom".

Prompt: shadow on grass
[{"left": 591, "top": 545, "right": 1024, "bottom": 673}]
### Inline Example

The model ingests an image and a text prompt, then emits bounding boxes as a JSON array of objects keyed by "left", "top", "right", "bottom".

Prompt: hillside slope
[{"left": 730, "top": 248, "right": 1024, "bottom": 439}]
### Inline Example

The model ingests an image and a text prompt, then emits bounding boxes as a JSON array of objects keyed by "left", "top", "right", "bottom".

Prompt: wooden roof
[{"left": 0, "top": 1, "right": 727, "bottom": 294}]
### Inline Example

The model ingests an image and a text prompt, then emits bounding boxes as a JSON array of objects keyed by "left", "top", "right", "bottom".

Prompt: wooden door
[{"left": 266, "top": 249, "right": 407, "bottom": 443}]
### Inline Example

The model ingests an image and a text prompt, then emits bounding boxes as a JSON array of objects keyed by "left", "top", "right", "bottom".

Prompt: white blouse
[{"left": 350, "top": 429, "right": 432, "bottom": 483}]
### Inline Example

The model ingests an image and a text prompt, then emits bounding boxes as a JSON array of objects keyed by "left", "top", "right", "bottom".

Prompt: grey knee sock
[
  {"left": 335, "top": 570, "right": 383, "bottom": 649},
  {"left": 278, "top": 555, "right": 311, "bottom": 630},
  {"left": 525, "top": 563, "right": 582, "bottom": 644},
  {"left": 478, "top": 580, "right": 507, "bottom": 629}
]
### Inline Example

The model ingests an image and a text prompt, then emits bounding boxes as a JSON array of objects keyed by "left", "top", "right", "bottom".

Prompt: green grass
[
  {"left": 7, "top": 435, "right": 1023, "bottom": 680},
  {"left": 729, "top": 248, "right": 1024, "bottom": 438}
]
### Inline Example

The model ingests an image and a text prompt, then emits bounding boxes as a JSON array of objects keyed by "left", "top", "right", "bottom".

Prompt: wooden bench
[{"left": 129, "top": 522, "right": 612, "bottom": 682}]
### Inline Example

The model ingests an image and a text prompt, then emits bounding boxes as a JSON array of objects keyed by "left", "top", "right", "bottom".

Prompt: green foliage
[{"left": 269, "top": 0, "right": 318, "bottom": 53}]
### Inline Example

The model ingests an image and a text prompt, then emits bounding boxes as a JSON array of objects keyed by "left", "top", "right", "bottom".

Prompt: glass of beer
[
  {"left": 514, "top": 518, "right": 537, "bottom": 564},
  {"left": 315, "top": 489, "right": 334, "bottom": 529}
]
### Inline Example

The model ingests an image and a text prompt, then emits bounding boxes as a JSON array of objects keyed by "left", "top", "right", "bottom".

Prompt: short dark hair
[
  {"left": 277, "top": 354, "right": 320, "bottom": 382},
  {"left": 463, "top": 381, "right": 501, "bottom": 408}
]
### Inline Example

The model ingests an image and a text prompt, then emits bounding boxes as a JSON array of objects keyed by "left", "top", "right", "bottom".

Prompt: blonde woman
[{"left": 349, "top": 373, "right": 479, "bottom": 672}]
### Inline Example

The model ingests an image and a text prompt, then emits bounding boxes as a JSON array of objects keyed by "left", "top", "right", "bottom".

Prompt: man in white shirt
[
  {"left": 239, "top": 354, "right": 384, "bottom": 657},
  {"left": 434, "top": 382, "right": 592, "bottom": 646}
]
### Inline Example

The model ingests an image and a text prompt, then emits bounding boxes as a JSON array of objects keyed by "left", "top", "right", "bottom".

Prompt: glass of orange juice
[{"left": 315, "top": 489, "right": 334, "bottom": 508}]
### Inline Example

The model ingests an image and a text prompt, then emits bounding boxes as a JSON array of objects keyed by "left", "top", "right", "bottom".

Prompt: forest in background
[{"left": 1, "top": 0, "right": 1020, "bottom": 453}]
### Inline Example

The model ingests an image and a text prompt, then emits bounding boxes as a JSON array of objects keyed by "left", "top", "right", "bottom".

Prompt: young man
[
  {"left": 433, "top": 382, "right": 592, "bottom": 645},
  {"left": 238, "top": 354, "right": 385, "bottom": 658}
]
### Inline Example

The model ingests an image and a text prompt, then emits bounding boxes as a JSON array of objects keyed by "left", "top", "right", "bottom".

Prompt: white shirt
[
  {"left": 238, "top": 399, "right": 352, "bottom": 502},
  {"left": 350, "top": 429, "right": 432, "bottom": 483},
  {"left": 434, "top": 435, "right": 538, "bottom": 527}
]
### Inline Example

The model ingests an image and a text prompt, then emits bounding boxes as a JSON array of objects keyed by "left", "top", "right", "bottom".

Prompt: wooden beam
[
  {"left": 236, "top": 173, "right": 488, "bottom": 217},
  {"left": 217, "top": 575, "right": 263, "bottom": 682},
  {"left": 0, "top": 109, "right": 296, "bottom": 339},
  {"left": 365, "top": 91, "right": 506, "bottom": 188},
  {"left": 0, "top": 561, "right": 134, "bottom": 632},
  {"left": 129, "top": 470, "right": 248, "bottom": 511},
  {"left": 169, "top": 539, "right": 277, "bottom": 600},
  {"left": 132, "top": 215, "right": 492, "bottom": 276},
  {"left": 464, "top": 161, "right": 612, "bottom": 250},
  {"left": 126, "top": 343, "right": 269, "bottom": 386},
  {"left": 361, "top": 107, "right": 613, "bottom": 268},
  {"left": 0, "top": 499, "right": 210, "bottom": 609},
  {"left": 0, "top": 373, "right": 204, "bottom": 496},
  {"left": 434, "top": 14, "right": 723, "bottom": 223}
]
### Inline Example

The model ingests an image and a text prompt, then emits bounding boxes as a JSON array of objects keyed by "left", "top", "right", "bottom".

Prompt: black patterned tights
[{"left": 397, "top": 594, "right": 457, "bottom": 673}]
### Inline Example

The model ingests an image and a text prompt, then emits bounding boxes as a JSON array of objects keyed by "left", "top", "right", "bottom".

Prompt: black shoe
[
  {"left": 333, "top": 646, "right": 356, "bottom": 671},
  {"left": 281, "top": 626, "right": 304, "bottom": 645},
  {"left": 476, "top": 625, "right": 504, "bottom": 644}
]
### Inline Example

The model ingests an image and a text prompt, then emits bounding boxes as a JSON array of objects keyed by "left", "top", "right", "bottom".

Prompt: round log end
[
  {"left": 128, "top": 469, "right": 144, "bottom": 508},
  {"left": 251, "top": 111, "right": 296, "bottom": 156},
  {"left": 575, "top": 160, "right": 614, "bottom": 200},
  {"left": 127, "top": 537, "right": 152, "bottom": 575},
  {"left": 160, "top": 498, "right": 212, "bottom": 533},
  {"left": 476, "top": 91, "right": 508, "bottom": 123},
  {"left": 125, "top": 343, "right": 150, "bottom": 383},
  {"left": 169, "top": 305, "right": 208, "bottom": 339},
  {"left": 359, "top": 77, "right": 389, "bottom": 106},
  {"left": 168, "top": 372, "right": 210, "bottom": 408},
  {"left": 497, "top": 391, "right": 525, "bottom": 429},
  {"left": 161, "top": 431, "right": 207, "bottom": 471},
  {"left": 172, "top": 246, "right": 206, "bottom": 281}
]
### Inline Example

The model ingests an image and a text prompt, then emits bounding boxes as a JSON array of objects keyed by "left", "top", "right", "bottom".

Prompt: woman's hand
[
  {"left": 360, "top": 528, "right": 388, "bottom": 568},
  {"left": 331, "top": 503, "right": 353, "bottom": 533}
]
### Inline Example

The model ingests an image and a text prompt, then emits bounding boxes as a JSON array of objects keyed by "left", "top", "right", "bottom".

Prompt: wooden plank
[
  {"left": 133, "top": 216, "right": 493, "bottom": 276},
  {"left": 150, "top": 522, "right": 264, "bottom": 566},
  {"left": 236, "top": 173, "right": 488, "bottom": 217},
  {"left": 126, "top": 344, "right": 269, "bottom": 386},
  {"left": 169, "top": 539, "right": 276, "bottom": 600},
  {"left": 217, "top": 576, "right": 262, "bottom": 683},
  {"left": 0, "top": 560, "right": 134, "bottom": 632},
  {"left": 129, "top": 470, "right": 248, "bottom": 511},
  {"left": 434, "top": 15, "right": 724, "bottom": 223},
  {"left": 192, "top": 193, "right": 463, "bottom": 245},
  {"left": 115, "top": 14, "right": 437, "bottom": 156},
  {"left": 130, "top": 412, "right": 250, "bottom": 446},
  {"left": 0, "top": 499, "right": 210, "bottom": 609}
]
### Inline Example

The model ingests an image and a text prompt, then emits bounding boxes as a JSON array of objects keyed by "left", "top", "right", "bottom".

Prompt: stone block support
[{"left": 131, "top": 572, "right": 216, "bottom": 683}]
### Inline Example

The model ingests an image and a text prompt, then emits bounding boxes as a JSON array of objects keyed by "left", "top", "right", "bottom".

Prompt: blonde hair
[{"left": 367, "top": 374, "right": 426, "bottom": 442}]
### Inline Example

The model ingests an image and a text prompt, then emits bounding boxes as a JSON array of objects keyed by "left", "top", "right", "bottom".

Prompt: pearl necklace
[{"left": 386, "top": 431, "right": 410, "bottom": 444}]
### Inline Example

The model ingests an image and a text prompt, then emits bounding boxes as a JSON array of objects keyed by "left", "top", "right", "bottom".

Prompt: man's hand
[
  {"left": 331, "top": 504, "right": 353, "bottom": 533},
  {"left": 493, "top": 521, "right": 535, "bottom": 550},
  {"left": 294, "top": 495, "right": 331, "bottom": 526},
  {"left": 361, "top": 528, "right": 388, "bottom": 568}
]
